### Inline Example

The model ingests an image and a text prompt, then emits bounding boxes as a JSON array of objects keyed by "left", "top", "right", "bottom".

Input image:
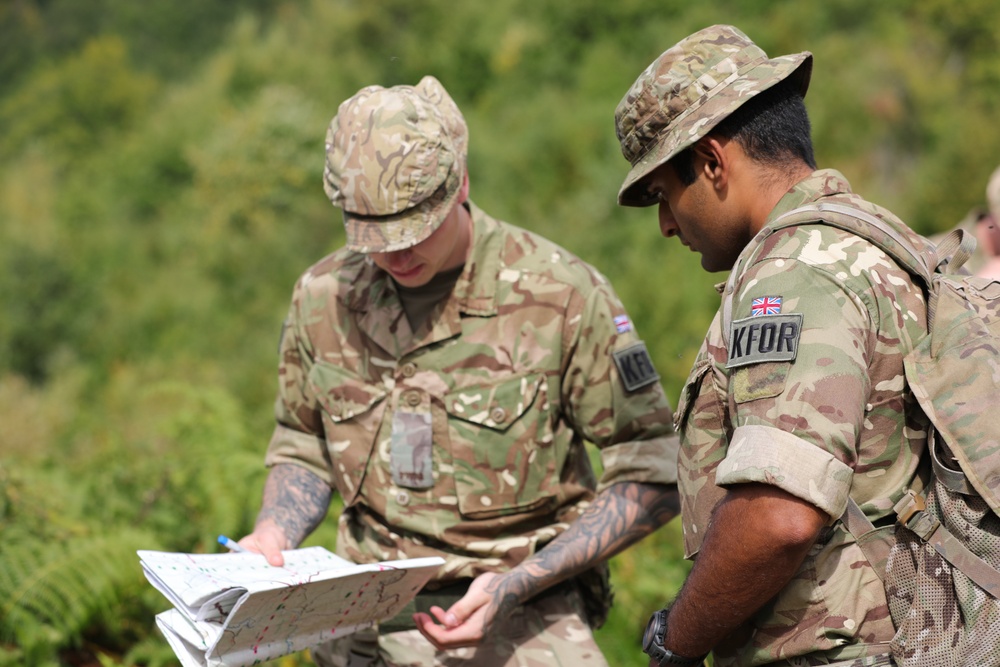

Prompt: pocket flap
[
  {"left": 444, "top": 375, "right": 543, "bottom": 431},
  {"left": 308, "top": 361, "right": 387, "bottom": 422}
]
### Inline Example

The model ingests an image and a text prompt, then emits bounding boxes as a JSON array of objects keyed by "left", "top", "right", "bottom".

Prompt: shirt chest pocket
[
  {"left": 307, "top": 361, "right": 388, "bottom": 506},
  {"left": 443, "top": 374, "right": 558, "bottom": 519}
]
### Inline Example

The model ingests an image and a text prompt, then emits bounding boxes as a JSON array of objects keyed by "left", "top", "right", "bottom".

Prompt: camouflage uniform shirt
[
  {"left": 675, "top": 170, "right": 931, "bottom": 666},
  {"left": 266, "top": 202, "right": 677, "bottom": 588}
]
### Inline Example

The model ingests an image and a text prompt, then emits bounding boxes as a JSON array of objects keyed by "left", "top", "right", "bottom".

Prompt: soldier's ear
[
  {"left": 694, "top": 136, "right": 730, "bottom": 192},
  {"left": 456, "top": 170, "right": 470, "bottom": 204}
]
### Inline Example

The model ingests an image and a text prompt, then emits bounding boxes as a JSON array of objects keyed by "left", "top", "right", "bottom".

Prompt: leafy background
[{"left": 2, "top": 0, "right": 999, "bottom": 665}]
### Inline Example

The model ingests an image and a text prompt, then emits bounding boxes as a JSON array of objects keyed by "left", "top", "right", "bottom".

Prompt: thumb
[
  {"left": 430, "top": 602, "right": 464, "bottom": 629},
  {"left": 240, "top": 529, "right": 287, "bottom": 567}
]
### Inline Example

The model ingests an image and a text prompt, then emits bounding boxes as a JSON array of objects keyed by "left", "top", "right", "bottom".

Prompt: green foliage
[
  {"left": 0, "top": 530, "right": 159, "bottom": 666},
  {"left": 0, "top": 35, "right": 158, "bottom": 160},
  {"left": 4, "top": 0, "right": 1000, "bottom": 664}
]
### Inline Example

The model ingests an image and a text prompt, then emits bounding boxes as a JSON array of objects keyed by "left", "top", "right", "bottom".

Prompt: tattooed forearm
[
  {"left": 492, "top": 482, "right": 680, "bottom": 606},
  {"left": 255, "top": 464, "right": 333, "bottom": 547}
]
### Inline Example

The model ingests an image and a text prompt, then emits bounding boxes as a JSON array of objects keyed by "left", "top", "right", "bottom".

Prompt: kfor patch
[
  {"left": 727, "top": 313, "right": 802, "bottom": 369},
  {"left": 613, "top": 341, "right": 660, "bottom": 392}
]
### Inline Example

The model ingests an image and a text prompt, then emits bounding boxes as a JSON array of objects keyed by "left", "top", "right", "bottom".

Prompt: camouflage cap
[
  {"left": 323, "top": 75, "right": 468, "bottom": 253},
  {"left": 615, "top": 25, "right": 812, "bottom": 207},
  {"left": 987, "top": 164, "right": 1000, "bottom": 220}
]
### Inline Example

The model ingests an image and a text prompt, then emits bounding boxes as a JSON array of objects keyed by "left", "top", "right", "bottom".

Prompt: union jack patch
[
  {"left": 751, "top": 296, "right": 782, "bottom": 317},
  {"left": 613, "top": 314, "right": 633, "bottom": 334}
]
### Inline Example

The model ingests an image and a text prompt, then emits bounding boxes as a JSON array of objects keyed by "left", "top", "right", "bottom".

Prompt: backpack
[{"left": 751, "top": 202, "right": 1000, "bottom": 667}]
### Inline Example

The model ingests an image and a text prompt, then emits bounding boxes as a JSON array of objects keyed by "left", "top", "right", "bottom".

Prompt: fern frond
[{"left": 0, "top": 528, "right": 161, "bottom": 655}]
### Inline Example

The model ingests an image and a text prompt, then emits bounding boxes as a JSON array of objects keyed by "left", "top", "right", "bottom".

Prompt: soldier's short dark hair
[{"left": 672, "top": 76, "right": 816, "bottom": 186}]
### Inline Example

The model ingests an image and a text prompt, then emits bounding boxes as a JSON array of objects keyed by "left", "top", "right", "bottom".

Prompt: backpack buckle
[{"left": 893, "top": 490, "right": 926, "bottom": 526}]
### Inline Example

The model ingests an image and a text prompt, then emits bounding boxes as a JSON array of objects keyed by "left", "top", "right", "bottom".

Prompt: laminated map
[{"left": 138, "top": 546, "right": 443, "bottom": 667}]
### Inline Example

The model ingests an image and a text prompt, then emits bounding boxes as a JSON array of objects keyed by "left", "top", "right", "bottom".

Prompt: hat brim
[
  {"left": 618, "top": 51, "right": 813, "bottom": 208},
  {"left": 343, "top": 166, "right": 463, "bottom": 253}
]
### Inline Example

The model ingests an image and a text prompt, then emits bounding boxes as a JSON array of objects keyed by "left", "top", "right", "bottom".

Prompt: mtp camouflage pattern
[
  {"left": 323, "top": 76, "right": 468, "bottom": 253},
  {"left": 675, "top": 170, "right": 931, "bottom": 666},
  {"left": 265, "top": 202, "right": 677, "bottom": 620},
  {"left": 759, "top": 194, "right": 1000, "bottom": 666},
  {"left": 614, "top": 24, "right": 812, "bottom": 207},
  {"left": 869, "top": 228, "right": 1000, "bottom": 666}
]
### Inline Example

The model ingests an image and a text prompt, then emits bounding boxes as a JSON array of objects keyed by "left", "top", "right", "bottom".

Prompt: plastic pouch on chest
[
  {"left": 442, "top": 373, "right": 557, "bottom": 519},
  {"left": 674, "top": 357, "right": 730, "bottom": 559},
  {"left": 307, "top": 360, "right": 388, "bottom": 506}
]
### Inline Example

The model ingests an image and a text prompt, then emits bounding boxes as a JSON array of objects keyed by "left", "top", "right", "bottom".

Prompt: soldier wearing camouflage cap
[
  {"left": 236, "top": 75, "right": 682, "bottom": 666},
  {"left": 615, "top": 25, "right": 936, "bottom": 666}
]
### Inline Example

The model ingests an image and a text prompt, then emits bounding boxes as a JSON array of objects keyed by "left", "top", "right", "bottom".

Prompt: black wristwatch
[{"left": 642, "top": 608, "right": 707, "bottom": 666}]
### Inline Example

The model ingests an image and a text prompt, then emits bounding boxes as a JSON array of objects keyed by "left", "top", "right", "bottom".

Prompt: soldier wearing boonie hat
[
  {"left": 615, "top": 24, "right": 811, "bottom": 208},
  {"left": 237, "top": 75, "right": 682, "bottom": 667},
  {"left": 617, "top": 25, "right": 935, "bottom": 667}
]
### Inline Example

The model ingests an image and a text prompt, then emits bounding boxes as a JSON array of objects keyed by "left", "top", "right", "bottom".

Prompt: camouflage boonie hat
[
  {"left": 615, "top": 24, "right": 812, "bottom": 207},
  {"left": 323, "top": 75, "right": 468, "bottom": 253},
  {"left": 987, "top": 164, "right": 1000, "bottom": 220}
]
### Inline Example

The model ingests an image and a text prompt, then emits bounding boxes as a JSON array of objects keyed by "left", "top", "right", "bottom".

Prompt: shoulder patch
[
  {"left": 727, "top": 313, "right": 803, "bottom": 369},
  {"left": 612, "top": 341, "right": 660, "bottom": 392}
]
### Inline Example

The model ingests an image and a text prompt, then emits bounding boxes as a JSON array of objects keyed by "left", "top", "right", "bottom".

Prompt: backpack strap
[
  {"left": 931, "top": 227, "right": 977, "bottom": 275},
  {"left": 770, "top": 202, "right": 934, "bottom": 285},
  {"left": 770, "top": 203, "right": 979, "bottom": 326},
  {"left": 893, "top": 491, "right": 1000, "bottom": 598},
  {"left": 842, "top": 481, "right": 1000, "bottom": 598},
  {"left": 842, "top": 498, "right": 891, "bottom": 583},
  {"left": 721, "top": 201, "right": 939, "bottom": 347}
]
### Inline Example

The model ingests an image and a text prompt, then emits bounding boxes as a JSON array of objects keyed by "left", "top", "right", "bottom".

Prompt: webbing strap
[
  {"left": 929, "top": 430, "right": 976, "bottom": 496},
  {"left": 841, "top": 498, "right": 891, "bottom": 583},
  {"left": 722, "top": 201, "right": 938, "bottom": 348},
  {"left": 770, "top": 203, "right": 933, "bottom": 283},
  {"left": 904, "top": 509, "right": 1000, "bottom": 598}
]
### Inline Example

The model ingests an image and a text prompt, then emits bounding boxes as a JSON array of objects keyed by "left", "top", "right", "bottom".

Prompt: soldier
[
  {"left": 236, "top": 75, "right": 681, "bottom": 667},
  {"left": 931, "top": 164, "right": 1000, "bottom": 280},
  {"left": 614, "top": 25, "right": 934, "bottom": 667},
  {"left": 975, "top": 165, "right": 1000, "bottom": 279}
]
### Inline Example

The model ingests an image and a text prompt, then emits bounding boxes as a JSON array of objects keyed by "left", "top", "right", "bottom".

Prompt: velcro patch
[
  {"left": 612, "top": 341, "right": 660, "bottom": 392},
  {"left": 727, "top": 313, "right": 802, "bottom": 369}
]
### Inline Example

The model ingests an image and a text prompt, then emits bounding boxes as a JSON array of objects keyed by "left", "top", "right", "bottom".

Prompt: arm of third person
[
  {"left": 414, "top": 480, "right": 680, "bottom": 648},
  {"left": 656, "top": 482, "right": 828, "bottom": 660},
  {"left": 237, "top": 463, "right": 332, "bottom": 567}
]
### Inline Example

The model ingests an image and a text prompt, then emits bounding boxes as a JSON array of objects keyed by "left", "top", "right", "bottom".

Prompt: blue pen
[{"left": 218, "top": 535, "right": 248, "bottom": 553}]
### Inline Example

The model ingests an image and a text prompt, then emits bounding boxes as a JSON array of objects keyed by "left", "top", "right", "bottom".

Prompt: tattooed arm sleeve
[
  {"left": 485, "top": 481, "right": 680, "bottom": 617},
  {"left": 254, "top": 463, "right": 333, "bottom": 547}
]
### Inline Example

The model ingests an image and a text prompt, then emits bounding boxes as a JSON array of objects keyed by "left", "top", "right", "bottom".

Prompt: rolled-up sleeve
[{"left": 717, "top": 424, "right": 853, "bottom": 519}]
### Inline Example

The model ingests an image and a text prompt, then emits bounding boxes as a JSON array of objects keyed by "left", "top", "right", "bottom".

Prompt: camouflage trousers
[
  {"left": 308, "top": 585, "right": 608, "bottom": 667},
  {"left": 782, "top": 653, "right": 895, "bottom": 667}
]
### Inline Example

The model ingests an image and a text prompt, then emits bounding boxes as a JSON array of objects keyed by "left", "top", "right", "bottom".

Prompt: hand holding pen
[
  {"left": 221, "top": 525, "right": 289, "bottom": 567},
  {"left": 218, "top": 535, "right": 248, "bottom": 553}
]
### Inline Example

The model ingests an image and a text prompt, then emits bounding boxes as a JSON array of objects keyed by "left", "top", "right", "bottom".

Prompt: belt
[{"left": 379, "top": 579, "right": 474, "bottom": 633}]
